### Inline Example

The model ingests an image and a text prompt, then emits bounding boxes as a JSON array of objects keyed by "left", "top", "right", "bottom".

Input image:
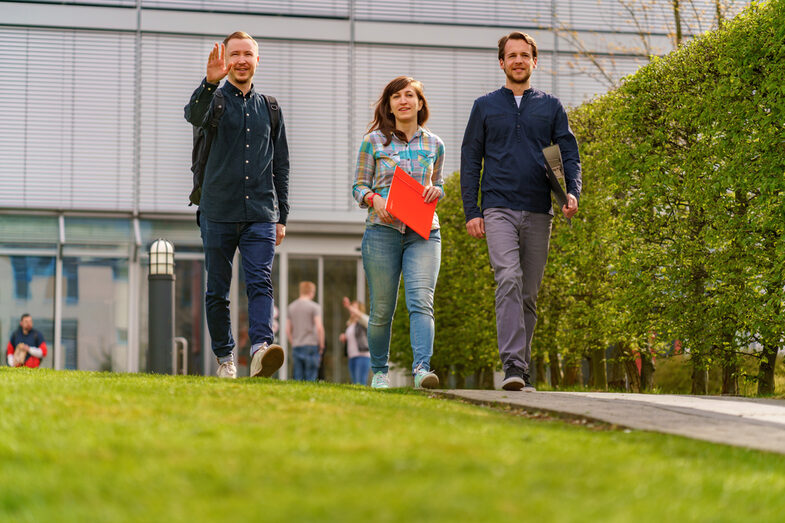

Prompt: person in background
[
  {"left": 7, "top": 314, "right": 47, "bottom": 368},
  {"left": 340, "top": 297, "right": 371, "bottom": 385},
  {"left": 287, "top": 281, "right": 325, "bottom": 382}
]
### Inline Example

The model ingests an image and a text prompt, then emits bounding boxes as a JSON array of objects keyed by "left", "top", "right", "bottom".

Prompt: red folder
[{"left": 385, "top": 166, "right": 436, "bottom": 240}]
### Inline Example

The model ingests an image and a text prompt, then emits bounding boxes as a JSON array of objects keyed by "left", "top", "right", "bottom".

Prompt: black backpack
[{"left": 189, "top": 89, "right": 280, "bottom": 207}]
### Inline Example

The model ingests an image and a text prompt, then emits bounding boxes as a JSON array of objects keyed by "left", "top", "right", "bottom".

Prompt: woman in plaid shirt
[{"left": 352, "top": 76, "right": 445, "bottom": 390}]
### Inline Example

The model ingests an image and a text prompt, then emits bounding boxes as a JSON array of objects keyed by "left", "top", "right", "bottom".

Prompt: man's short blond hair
[
  {"left": 299, "top": 281, "right": 316, "bottom": 295},
  {"left": 223, "top": 31, "right": 259, "bottom": 53}
]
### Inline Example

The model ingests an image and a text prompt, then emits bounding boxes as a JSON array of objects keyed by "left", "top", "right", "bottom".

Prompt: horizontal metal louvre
[
  {"left": 141, "top": 0, "right": 349, "bottom": 17},
  {"left": 353, "top": 1, "right": 552, "bottom": 28},
  {"left": 0, "top": 28, "right": 136, "bottom": 212},
  {"left": 555, "top": 0, "right": 747, "bottom": 35},
  {"left": 139, "top": 34, "right": 352, "bottom": 214},
  {"left": 13, "top": 0, "right": 136, "bottom": 5}
]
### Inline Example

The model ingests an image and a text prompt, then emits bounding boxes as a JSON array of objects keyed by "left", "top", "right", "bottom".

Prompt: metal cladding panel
[
  {"left": 352, "top": 45, "right": 543, "bottom": 179},
  {"left": 139, "top": 34, "right": 351, "bottom": 214},
  {"left": 555, "top": 0, "right": 747, "bottom": 35},
  {"left": 354, "top": 0, "right": 552, "bottom": 28},
  {"left": 17, "top": 0, "right": 136, "bottom": 5},
  {"left": 0, "top": 28, "right": 136, "bottom": 211},
  {"left": 141, "top": 0, "right": 349, "bottom": 17}
]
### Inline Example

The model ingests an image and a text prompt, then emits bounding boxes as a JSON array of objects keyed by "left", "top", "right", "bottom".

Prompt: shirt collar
[
  {"left": 501, "top": 86, "right": 533, "bottom": 96},
  {"left": 393, "top": 126, "right": 424, "bottom": 143},
  {"left": 223, "top": 80, "right": 255, "bottom": 98}
]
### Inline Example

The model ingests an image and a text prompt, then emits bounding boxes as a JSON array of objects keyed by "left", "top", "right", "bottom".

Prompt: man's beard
[{"left": 505, "top": 69, "right": 531, "bottom": 85}]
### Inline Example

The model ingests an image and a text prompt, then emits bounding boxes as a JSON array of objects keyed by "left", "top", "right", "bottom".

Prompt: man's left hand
[
  {"left": 276, "top": 224, "right": 286, "bottom": 246},
  {"left": 562, "top": 194, "right": 578, "bottom": 219}
]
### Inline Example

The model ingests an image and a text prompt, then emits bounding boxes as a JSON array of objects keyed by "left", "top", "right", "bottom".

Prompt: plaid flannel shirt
[{"left": 352, "top": 128, "right": 446, "bottom": 233}]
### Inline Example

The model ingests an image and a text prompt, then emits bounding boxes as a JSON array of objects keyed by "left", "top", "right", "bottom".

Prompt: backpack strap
[{"left": 262, "top": 94, "right": 280, "bottom": 139}]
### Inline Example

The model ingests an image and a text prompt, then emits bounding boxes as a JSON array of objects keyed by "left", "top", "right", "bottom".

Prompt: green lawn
[{"left": 2, "top": 369, "right": 785, "bottom": 522}]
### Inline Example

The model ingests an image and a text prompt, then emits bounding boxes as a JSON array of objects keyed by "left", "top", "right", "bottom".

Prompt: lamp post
[{"left": 148, "top": 239, "right": 175, "bottom": 374}]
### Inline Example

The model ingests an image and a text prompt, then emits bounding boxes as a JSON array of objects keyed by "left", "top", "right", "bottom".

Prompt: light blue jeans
[{"left": 361, "top": 224, "right": 441, "bottom": 375}]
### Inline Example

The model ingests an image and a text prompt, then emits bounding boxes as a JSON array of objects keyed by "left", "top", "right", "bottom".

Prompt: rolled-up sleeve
[
  {"left": 352, "top": 136, "right": 376, "bottom": 208},
  {"left": 432, "top": 138, "right": 446, "bottom": 199}
]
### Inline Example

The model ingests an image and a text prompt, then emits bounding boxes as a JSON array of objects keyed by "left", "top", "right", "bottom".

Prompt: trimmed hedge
[{"left": 389, "top": 0, "right": 784, "bottom": 391}]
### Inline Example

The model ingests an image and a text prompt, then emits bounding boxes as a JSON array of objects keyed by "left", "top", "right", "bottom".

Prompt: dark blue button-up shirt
[
  {"left": 460, "top": 87, "right": 582, "bottom": 221},
  {"left": 185, "top": 78, "right": 290, "bottom": 224}
]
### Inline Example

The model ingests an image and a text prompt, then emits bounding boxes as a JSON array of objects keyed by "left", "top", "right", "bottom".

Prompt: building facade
[{"left": 0, "top": 0, "right": 743, "bottom": 379}]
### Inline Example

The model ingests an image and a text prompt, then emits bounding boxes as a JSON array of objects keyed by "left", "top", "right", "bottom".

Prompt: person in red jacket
[{"left": 7, "top": 313, "right": 47, "bottom": 368}]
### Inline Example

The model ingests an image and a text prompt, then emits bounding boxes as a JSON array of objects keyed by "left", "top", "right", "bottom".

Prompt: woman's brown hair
[{"left": 367, "top": 76, "right": 430, "bottom": 146}]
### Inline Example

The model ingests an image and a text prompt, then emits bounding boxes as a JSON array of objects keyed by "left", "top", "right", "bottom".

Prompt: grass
[{"left": 2, "top": 369, "right": 785, "bottom": 522}]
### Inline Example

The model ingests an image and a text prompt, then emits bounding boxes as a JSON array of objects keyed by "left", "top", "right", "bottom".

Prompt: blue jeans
[
  {"left": 361, "top": 225, "right": 441, "bottom": 375},
  {"left": 292, "top": 345, "right": 320, "bottom": 381},
  {"left": 348, "top": 356, "right": 371, "bottom": 385},
  {"left": 200, "top": 218, "right": 276, "bottom": 360}
]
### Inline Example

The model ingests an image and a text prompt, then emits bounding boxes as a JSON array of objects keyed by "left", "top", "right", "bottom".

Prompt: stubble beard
[{"left": 505, "top": 68, "right": 532, "bottom": 87}]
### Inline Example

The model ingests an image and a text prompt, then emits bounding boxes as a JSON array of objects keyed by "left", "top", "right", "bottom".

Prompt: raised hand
[{"left": 206, "top": 43, "right": 232, "bottom": 84}]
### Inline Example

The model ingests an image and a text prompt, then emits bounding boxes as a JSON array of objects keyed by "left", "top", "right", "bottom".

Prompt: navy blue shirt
[
  {"left": 460, "top": 87, "right": 582, "bottom": 221},
  {"left": 185, "top": 79, "right": 290, "bottom": 224}
]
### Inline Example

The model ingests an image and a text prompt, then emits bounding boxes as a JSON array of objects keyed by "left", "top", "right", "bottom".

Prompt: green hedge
[
  {"left": 389, "top": 0, "right": 784, "bottom": 391},
  {"left": 542, "top": 0, "right": 785, "bottom": 393}
]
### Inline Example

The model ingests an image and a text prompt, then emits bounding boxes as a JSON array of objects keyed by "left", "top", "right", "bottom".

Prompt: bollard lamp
[{"left": 149, "top": 239, "right": 175, "bottom": 276}]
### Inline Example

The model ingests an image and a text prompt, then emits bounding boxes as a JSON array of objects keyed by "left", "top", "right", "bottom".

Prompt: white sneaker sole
[
  {"left": 251, "top": 344, "right": 284, "bottom": 378},
  {"left": 417, "top": 373, "right": 439, "bottom": 389},
  {"left": 502, "top": 377, "right": 525, "bottom": 391}
]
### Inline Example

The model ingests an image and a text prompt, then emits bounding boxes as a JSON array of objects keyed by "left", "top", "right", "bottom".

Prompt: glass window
[
  {"left": 0, "top": 215, "right": 59, "bottom": 248},
  {"left": 0, "top": 255, "right": 55, "bottom": 369},
  {"left": 62, "top": 257, "right": 129, "bottom": 371},
  {"left": 322, "top": 257, "right": 359, "bottom": 383}
]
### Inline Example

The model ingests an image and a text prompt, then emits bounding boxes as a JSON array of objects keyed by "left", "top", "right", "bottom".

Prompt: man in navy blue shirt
[
  {"left": 461, "top": 31, "right": 582, "bottom": 392},
  {"left": 185, "top": 31, "right": 288, "bottom": 379},
  {"left": 7, "top": 314, "right": 47, "bottom": 368}
]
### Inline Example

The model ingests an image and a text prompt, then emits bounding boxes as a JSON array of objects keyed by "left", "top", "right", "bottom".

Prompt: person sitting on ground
[{"left": 7, "top": 313, "right": 47, "bottom": 368}]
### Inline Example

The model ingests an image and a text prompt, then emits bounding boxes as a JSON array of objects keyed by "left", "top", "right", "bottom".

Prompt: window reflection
[
  {"left": 62, "top": 257, "right": 128, "bottom": 371},
  {"left": 0, "top": 255, "right": 55, "bottom": 369}
]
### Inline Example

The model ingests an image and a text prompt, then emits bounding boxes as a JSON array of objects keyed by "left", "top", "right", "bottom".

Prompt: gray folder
[{"left": 543, "top": 144, "right": 568, "bottom": 209}]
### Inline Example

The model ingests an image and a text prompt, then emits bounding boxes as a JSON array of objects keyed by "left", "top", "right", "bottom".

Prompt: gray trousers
[{"left": 484, "top": 208, "right": 552, "bottom": 373}]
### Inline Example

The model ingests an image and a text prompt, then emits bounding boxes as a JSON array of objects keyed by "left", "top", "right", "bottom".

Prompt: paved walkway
[{"left": 434, "top": 390, "right": 785, "bottom": 454}]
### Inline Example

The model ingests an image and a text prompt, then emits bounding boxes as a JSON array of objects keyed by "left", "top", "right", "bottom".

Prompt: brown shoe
[{"left": 250, "top": 343, "right": 284, "bottom": 378}]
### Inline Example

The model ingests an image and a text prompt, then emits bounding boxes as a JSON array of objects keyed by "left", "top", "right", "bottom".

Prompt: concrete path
[{"left": 434, "top": 390, "right": 785, "bottom": 454}]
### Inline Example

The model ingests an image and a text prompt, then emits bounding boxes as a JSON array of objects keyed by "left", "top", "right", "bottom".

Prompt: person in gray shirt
[{"left": 287, "top": 281, "right": 325, "bottom": 381}]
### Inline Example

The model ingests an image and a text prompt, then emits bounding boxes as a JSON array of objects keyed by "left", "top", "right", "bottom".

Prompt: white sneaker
[
  {"left": 217, "top": 360, "right": 237, "bottom": 379},
  {"left": 250, "top": 343, "right": 285, "bottom": 378},
  {"left": 371, "top": 371, "right": 390, "bottom": 389}
]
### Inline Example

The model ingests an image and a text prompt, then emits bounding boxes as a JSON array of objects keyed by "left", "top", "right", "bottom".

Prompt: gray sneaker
[{"left": 250, "top": 343, "right": 284, "bottom": 378}]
